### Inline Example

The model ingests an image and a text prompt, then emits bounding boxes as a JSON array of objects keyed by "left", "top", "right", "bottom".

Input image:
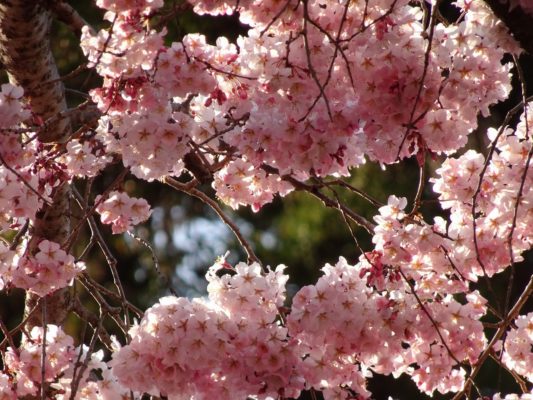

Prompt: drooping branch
[
  {"left": 162, "top": 176, "right": 263, "bottom": 266},
  {"left": 261, "top": 165, "right": 376, "bottom": 234}
]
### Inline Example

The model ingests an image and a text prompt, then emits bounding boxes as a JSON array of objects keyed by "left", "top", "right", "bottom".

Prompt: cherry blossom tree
[{"left": 0, "top": 0, "right": 532, "bottom": 399}]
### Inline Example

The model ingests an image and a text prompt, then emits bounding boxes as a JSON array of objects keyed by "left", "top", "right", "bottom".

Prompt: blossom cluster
[
  {"left": 432, "top": 106, "right": 533, "bottom": 279},
  {"left": 492, "top": 393, "right": 533, "bottom": 400},
  {"left": 213, "top": 158, "right": 293, "bottom": 211},
  {"left": 500, "top": 312, "right": 533, "bottom": 383},
  {"left": 0, "top": 239, "right": 85, "bottom": 297},
  {"left": 0, "top": 256, "right": 528, "bottom": 400},
  {"left": 369, "top": 99, "right": 533, "bottom": 293},
  {"left": 95, "top": 190, "right": 152, "bottom": 234},
  {"left": 78, "top": 0, "right": 516, "bottom": 211},
  {"left": 61, "top": 137, "right": 111, "bottom": 178},
  {"left": 0, "top": 325, "right": 127, "bottom": 399},
  {"left": 104, "top": 237, "right": 531, "bottom": 400},
  {"left": 371, "top": 196, "right": 466, "bottom": 295},
  {"left": 1, "top": 325, "right": 75, "bottom": 398},
  {"left": 1, "top": 0, "right": 531, "bottom": 399},
  {"left": 0, "top": 252, "right": 527, "bottom": 400},
  {"left": 80, "top": 6, "right": 163, "bottom": 80},
  {"left": 0, "top": 84, "right": 44, "bottom": 230},
  {"left": 111, "top": 260, "right": 304, "bottom": 399},
  {"left": 110, "top": 257, "right": 493, "bottom": 399},
  {"left": 288, "top": 257, "right": 486, "bottom": 397}
]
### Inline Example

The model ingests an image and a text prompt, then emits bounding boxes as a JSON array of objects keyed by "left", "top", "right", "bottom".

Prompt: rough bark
[
  {"left": 0, "top": 0, "right": 71, "bottom": 328},
  {"left": 482, "top": 0, "right": 533, "bottom": 55}
]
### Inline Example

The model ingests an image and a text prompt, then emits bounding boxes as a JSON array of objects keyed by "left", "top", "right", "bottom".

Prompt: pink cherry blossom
[
  {"left": 500, "top": 313, "right": 533, "bottom": 383},
  {"left": 96, "top": 190, "right": 152, "bottom": 234},
  {"left": 9, "top": 240, "right": 85, "bottom": 297}
]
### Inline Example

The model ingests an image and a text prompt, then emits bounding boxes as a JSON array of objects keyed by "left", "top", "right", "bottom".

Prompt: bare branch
[
  {"left": 262, "top": 165, "right": 376, "bottom": 233},
  {"left": 453, "top": 274, "right": 533, "bottom": 399},
  {"left": 162, "top": 176, "right": 263, "bottom": 267},
  {"left": 47, "top": 0, "right": 94, "bottom": 36},
  {"left": 127, "top": 230, "right": 179, "bottom": 296}
]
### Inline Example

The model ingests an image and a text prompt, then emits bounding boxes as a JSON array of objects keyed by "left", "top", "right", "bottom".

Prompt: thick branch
[{"left": 46, "top": 0, "right": 94, "bottom": 36}]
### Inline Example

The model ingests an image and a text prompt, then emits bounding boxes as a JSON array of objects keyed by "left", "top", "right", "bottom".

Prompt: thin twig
[
  {"left": 330, "top": 179, "right": 383, "bottom": 208},
  {"left": 262, "top": 165, "right": 376, "bottom": 233},
  {"left": 301, "top": 0, "right": 333, "bottom": 121},
  {"left": 88, "top": 216, "right": 131, "bottom": 331},
  {"left": 71, "top": 298, "right": 113, "bottom": 349},
  {"left": 9, "top": 219, "right": 29, "bottom": 251},
  {"left": 504, "top": 56, "right": 530, "bottom": 315},
  {"left": 408, "top": 152, "right": 426, "bottom": 217},
  {"left": 77, "top": 272, "right": 142, "bottom": 318},
  {"left": 0, "top": 152, "right": 52, "bottom": 206},
  {"left": 488, "top": 351, "right": 529, "bottom": 393},
  {"left": 162, "top": 176, "right": 262, "bottom": 267},
  {"left": 64, "top": 168, "right": 128, "bottom": 252},
  {"left": 331, "top": 188, "right": 368, "bottom": 258},
  {"left": 71, "top": 185, "right": 132, "bottom": 334},
  {"left": 0, "top": 319, "right": 18, "bottom": 355},
  {"left": 75, "top": 273, "right": 130, "bottom": 338},
  {"left": 396, "top": 0, "right": 441, "bottom": 159},
  {"left": 399, "top": 268, "right": 462, "bottom": 366},
  {"left": 0, "top": 300, "right": 42, "bottom": 351},
  {"left": 75, "top": 237, "right": 96, "bottom": 262},
  {"left": 304, "top": 0, "right": 356, "bottom": 93},
  {"left": 40, "top": 297, "right": 47, "bottom": 400},
  {"left": 69, "top": 320, "right": 88, "bottom": 400},
  {"left": 127, "top": 230, "right": 178, "bottom": 296},
  {"left": 453, "top": 274, "right": 533, "bottom": 400},
  {"left": 197, "top": 59, "right": 258, "bottom": 80},
  {"left": 259, "top": 0, "right": 294, "bottom": 36},
  {"left": 69, "top": 310, "right": 104, "bottom": 400}
]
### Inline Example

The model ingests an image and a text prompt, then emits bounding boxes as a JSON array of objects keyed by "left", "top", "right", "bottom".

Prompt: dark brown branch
[
  {"left": 0, "top": 318, "right": 18, "bottom": 356},
  {"left": 396, "top": 0, "right": 441, "bottom": 160},
  {"left": 453, "top": 274, "right": 533, "bottom": 399},
  {"left": 262, "top": 165, "right": 376, "bottom": 233},
  {"left": 71, "top": 298, "right": 113, "bottom": 350},
  {"left": 488, "top": 351, "right": 529, "bottom": 394},
  {"left": 71, "top": 188, "right": 132, "bottom": 334},
  {"left": 398, "top": 268, "right": 462, "bottom": 366},
  {"left": 46, "top": 0, "right": 94, "bottom": 36},
  {"left": 162, "top": 176, "right": 262, "bottom": 266},
  {"left": 504, "top": 56, "right": 529, "bottom": 315}
]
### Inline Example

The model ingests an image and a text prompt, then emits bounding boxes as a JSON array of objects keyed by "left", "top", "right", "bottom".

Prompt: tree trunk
[{"left": 0, "top": 0, "right": 71, "bottom": 328}]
